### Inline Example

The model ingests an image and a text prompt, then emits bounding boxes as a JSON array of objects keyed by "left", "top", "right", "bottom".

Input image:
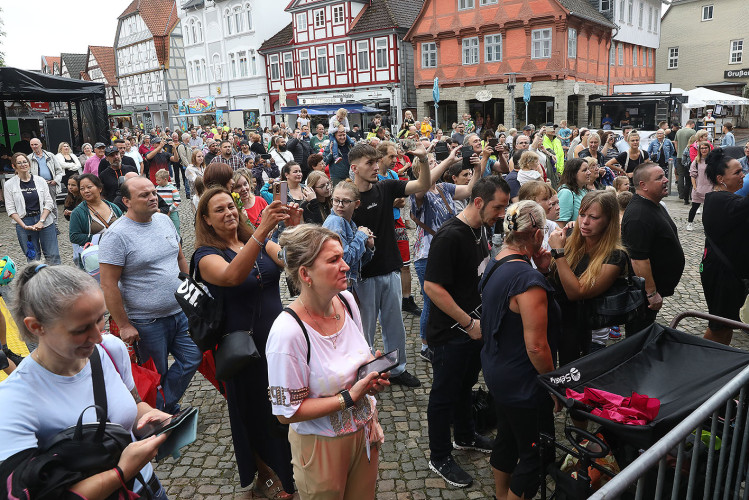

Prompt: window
[
  {"left": 702, "top": 5, "right": 713, "bottom": 20},
  {"left": 314, "top": 9, "right": 325, "bottom": 27},
  {"left": 197, "top": 21, "right": 203, "bottom": 42},
  {"left": 633, "top": 46, "right": 637, "bottom": 66},
  {"left": 358, "top": 40, "right": 370, "bottom": 70},
  {"left": 334, "top": 44, "right": 346, "bottom": 73},
  {"left": 188, "top": 61, "right": 194, "bottom": 83},
  {"left": 269, "top": 54, "right": 280, "bottom": 80},
  {"left": 299, "top": 49, "right": 310, "bottom": 76},
  {"left": 458, "top": 0, "right": 475, "bottom": 9},
  {"left": 375, "top": 38, "right": 388, "bottom": 68},
  {"left": 666, "top": 47, "right": 678, "bottom": 68},
  {"left": 730, "top": 40, "right": 744, "bottom": 64},
  {"left": 480, "top": 0, "right": 498, "bottom": 4},
  {"left": 421, "top": 42, "right": 437, "bottom": 67},
  {"left": 317, "top": 47, "right": 328, "bottom": 74},
  {"left": 238, "top": 51, "right": 248, "bottom": 77},
  {"left": 567, "top": 28, "right": 577, "bottom": 58},
  {"left": 225, "top": 9, "right": 233, "bottom": 35},
  {"left": 618, "top": 0, "right": 624, "bottom": 21},
  {"left": 627, "top": 0, "right": 633, "bottom": 23},
  {"left": 296, "top": 12, "right": 307, "bottom": 31},
  {"left": 531, "top": 29, "right": 552, "bottom": 59},
  {"left": 618, "top": 43, "right": 624, "bottom": 65},
  {"left": 249, "top": 52, "right": 256, "bottom": 75},
  {"left": 233, "top": 6, "right": 243, "bottom": 32},
  {"left": 647, "top": 7, "right": 653, "bottom": 31},
  {"left": 332, "top": 5, "right": 345, "bottom": 24},
  {"left": 638, "top": 3, "right": 643, "bottom": 28},
  {"left": 283, "top": 52, "right": 293, "bottom": 78},
  {"left": 462, "top": 37, "right": 479, "bottom": 64},
  {"left": 230, "top": 53, "right": 237, "bottom": 78},
  {"left": 245, "top": 3, "right": 253, "bottom": 31},
  {"left": 648, "top": 48, "right": 653, "bottom": 66},
  {"left": 600, "top": 0, "right": 611, "bottom": 11},
  {"left": 484, "top": 34, "right": 502, "bottom": 62}
]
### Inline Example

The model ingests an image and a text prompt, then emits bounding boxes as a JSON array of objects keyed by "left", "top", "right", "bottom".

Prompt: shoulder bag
[
  {"left": 584, "top": 255, "right": 647, "bottom": 330},
  {"left": 0, "top": 348, "right": 146, "bottom": 500},
  {"left": 175, "top": 251, "right": 225, "bottom": 352}
]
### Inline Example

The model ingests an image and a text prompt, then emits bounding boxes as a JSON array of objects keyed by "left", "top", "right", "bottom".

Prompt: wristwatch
[
  {"left": 550, "top": 248, "right": 565, "bottom": 259},
  {"left": 338, "top": 389, "right": 355, "bottom": 410}
]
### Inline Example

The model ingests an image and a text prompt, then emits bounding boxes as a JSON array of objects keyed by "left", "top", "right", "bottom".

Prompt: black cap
[
  {"left": 523, "top": 125, "right": 532, "bottom": 131},
  {"left": 94, "top": 142, "right": 106, "bottom": 149},
  {"left": 152, "top": 137, "right": 162, "bottom": 144},
  {"left": 104, "top": 146, "right": 119, "bottom": 156}
]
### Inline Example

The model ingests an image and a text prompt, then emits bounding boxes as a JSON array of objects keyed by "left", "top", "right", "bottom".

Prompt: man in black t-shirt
[
  {"left": 622, "top": 161, "right": 685, "bottom": 333},
  {"left": 352, "top": 143, "right": 431, "bottom": 388},
  {"left": 100, "top": 147, "right": 137, "bottom": 202},
  {"left": 424, "top": 176, "right": 510, "bottom": 487}
]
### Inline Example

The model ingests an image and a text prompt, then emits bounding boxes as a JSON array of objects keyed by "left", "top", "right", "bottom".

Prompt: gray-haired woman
[{"left": 0, "top": 264, "right": 171, "bottom": 499}]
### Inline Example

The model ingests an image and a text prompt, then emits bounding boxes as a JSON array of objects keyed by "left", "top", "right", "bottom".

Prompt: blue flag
[
  {"left": 523, "top": 82, "right": 532, "bottom": 103},
  {"left": 433, "top": 78, "right": 440, "bottom": 105}
]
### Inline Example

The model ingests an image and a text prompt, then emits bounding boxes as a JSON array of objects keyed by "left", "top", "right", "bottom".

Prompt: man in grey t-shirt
[{"left": 100, "top": 176, "right": 201, "bottom": 413}]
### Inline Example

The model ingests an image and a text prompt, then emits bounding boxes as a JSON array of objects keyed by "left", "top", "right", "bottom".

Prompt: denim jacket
[
  {"left": 647, "top": 138, "right": 676, "bottom": 163},
  {"left": 322, "top": 213, "right": 373, "bottom": 285}
]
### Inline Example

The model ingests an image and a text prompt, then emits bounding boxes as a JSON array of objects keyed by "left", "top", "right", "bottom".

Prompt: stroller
[{"left": 537, "top": 312, "right": 749, "bottom": 499}]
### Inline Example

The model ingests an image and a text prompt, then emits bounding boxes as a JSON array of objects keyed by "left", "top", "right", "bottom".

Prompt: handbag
[
  {"left": 0, "top": 348, "right": 146, "bottom": 500},
  {"left": 102, "top": 341, "right": 164, "bottom": 409},
  {"left": 584, "top": 257, "right": 647, "bottom": 330},
  {"left": 214, "top": 330, "right": 260, "bottom": 381},
  {"left": 175, "top": 252, "right": 225, "bottom": 352},
  {"left": 472, "top": 387, "right": 497, "bottom": 434}
]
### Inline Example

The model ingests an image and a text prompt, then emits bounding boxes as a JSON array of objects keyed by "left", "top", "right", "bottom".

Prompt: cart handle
[
  {"left": 564, "top": 427, "right": 610, "bottom": 459},
  {"left": 669, "top": 310, "right": 749, "bottom": 332}
]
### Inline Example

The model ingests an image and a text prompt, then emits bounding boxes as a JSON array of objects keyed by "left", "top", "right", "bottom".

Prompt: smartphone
[
  {"left": 434, "top": 141, "right": 450, "bottom": 162},
  {"left": 461, "top": 145, "right": 475, "bottom": 168},
  {"left": 488, "top": 138, "right": 499, "bottom": 149},
  {"left": 357, "top": 349, "right": 399, "bottom": 381},
  {"left": 136, "top": 406, "right": 196, "bottom": 439},
  {"left": 260, "top": 153, "right": 272, "bottom": 160},
  {"left": 273, "top": 181, "right": 288, "bottom": 204},
  {"left": 400, "top": 139, "right": 418, "bottom": 152}
]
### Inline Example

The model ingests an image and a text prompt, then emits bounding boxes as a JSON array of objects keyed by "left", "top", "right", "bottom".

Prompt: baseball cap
[
  {"left": 523, "top": 125, "right": 532, "bottom": 131},
  {"left": 104, "top": 146, "right": 119, "bottom": 156},
  {"left": 152, "top": 137, "right": 162, "bottom": 144},
  {"left": 94, "top": 142, "right": 106, "bottom": 149}
]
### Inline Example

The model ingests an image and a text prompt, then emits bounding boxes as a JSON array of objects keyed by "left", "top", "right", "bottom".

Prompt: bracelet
[
  {"left": 647, "top": 291, "right": 658, "bottom": 299},
  {"left": 463, "top": 318, "right": 475, "bottom": 331},
  {"left": 339, "top": 389, "right": 355, "bottom": 410},
  {"left": 113, "top": 465, "right": 127, "bottom": 488},
  {"left": 251, "top": 234, "right": 265, "bottom": 248},
  {"left": 337, "top": 393, "right": 347, "bottom": 411}
]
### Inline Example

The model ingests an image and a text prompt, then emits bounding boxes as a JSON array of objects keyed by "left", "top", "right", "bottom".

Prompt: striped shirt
[{"left": 156, "top": 183, "right": 181, "bottom": 212}]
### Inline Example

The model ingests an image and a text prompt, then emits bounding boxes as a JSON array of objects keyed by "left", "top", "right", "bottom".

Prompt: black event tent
[{"left": 0, "top": 67, "right": 109, "bottom": 148}]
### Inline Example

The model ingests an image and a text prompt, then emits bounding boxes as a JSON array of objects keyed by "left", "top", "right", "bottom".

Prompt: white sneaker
[
  {"left": 686, "top": 223, "right": 694, "bottom": 231},
  {"left": 696, "top": 207, "right": 702, "bottom": 215}
]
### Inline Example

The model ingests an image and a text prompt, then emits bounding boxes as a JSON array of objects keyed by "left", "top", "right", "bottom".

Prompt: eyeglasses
[
  {"left": 332, "top": 198, "right": 354, "bottom": 206},
  {"left": 315, "top": 183, "right": 330, "bottom": 190}
]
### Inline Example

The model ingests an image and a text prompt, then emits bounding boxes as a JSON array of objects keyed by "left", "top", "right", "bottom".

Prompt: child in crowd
[
  {"left": 321, "top": 180, "right": 375, "bottom": 291},
  {"left": 461, "top": 113, "right": 475, "bottom": 133},
  {"left": 155, "top": 168, "right": 181, "bottom": 233},
  {"left": 420, "top": 116, "right": 433, "bottom": 138},
  {"left": 613, "top": 175, "right": 630, "bottom": 192},
  {"left": 516, "top": 150, "right": 544, "bottom": 186}
]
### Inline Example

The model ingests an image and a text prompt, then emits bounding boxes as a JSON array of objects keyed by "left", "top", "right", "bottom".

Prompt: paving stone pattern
[{"left": 1, "top": 185, "right": 746, "bottom": 499}]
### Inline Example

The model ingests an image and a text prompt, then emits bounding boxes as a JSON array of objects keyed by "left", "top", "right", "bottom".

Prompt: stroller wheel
[{"left": 565, "top": 427, "right": 610, "bottom": 459}]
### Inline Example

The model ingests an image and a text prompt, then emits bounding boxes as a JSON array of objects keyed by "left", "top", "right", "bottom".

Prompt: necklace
[
  {"left": 460, "top": 213, "right": 482, "bottom": 244},
  {"left": 299, "top": 298, "right": 341, "bottom": 348}
]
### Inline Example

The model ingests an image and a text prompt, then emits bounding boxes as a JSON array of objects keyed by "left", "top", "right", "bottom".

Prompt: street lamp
[{"left": 505, "top": 72, "right": 518, "bottom": 130}]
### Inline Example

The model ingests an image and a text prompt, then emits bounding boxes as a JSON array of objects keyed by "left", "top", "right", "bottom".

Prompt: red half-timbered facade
[{"left": 259, "top": 0, "right": 423, "bottom": 127}]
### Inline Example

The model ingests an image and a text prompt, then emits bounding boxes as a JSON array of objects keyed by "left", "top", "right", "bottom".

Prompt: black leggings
[{"left": 688, "top": 202, "right": 701, "bottom": 222}]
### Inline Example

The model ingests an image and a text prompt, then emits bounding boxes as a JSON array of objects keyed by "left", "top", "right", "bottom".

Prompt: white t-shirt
[
  {"left": 266, "top": 291, "right": 376, "bottom": 437},
  {"left": 517, "top": 169, "right": 542, "bottom": 186},
  {"left": 0, "top": 334, "right": 153, "bottom": 486}
]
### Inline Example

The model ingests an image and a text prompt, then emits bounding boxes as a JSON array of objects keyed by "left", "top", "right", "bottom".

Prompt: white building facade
[{"left": 179, "top": 0, "right": 291, "bottom": 130}]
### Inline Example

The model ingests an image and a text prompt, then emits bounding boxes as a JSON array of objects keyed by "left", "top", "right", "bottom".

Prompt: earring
[{"left": 307, "top": 280, "right": 312, "bottom": 288}]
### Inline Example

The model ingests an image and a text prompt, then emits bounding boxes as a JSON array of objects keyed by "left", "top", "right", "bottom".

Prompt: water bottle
[{"left": 25, "top": 235, "right": 36, "bottom": 260}]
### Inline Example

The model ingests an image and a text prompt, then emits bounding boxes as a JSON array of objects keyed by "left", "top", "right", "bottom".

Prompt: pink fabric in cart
[{"left": 565, "top": 388, "right": 661, "bottom": 425}]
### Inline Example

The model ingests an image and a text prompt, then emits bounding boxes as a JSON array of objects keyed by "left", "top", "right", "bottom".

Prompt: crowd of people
[{"left": 0, "top": 110, "right": 747, "bottom": 500}]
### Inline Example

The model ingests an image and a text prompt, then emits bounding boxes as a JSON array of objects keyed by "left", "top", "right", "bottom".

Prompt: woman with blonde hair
[
  {"left": 267, "top": 224, "right": 389, "bottom": 499},
  {"left": 480, "top": 200, "right": 559, "bottom": 500},
  {"left": 689, "top": 129, "right": 712, "bottom": 163},
  {"left": 55, "top": 141, "right": 82, "bottom": 186},
  {"left": 185, "top": 148, "right": 206, "bottom": 210},
  {"left": 548, "top": 190, "right": 629, "bottom": 361},
  {"left": 686, "top": 141, "right": 713, "bottom": 231},
  {"left": 607, "top": 132, "right": 648, "bottom": 180},
  {"left": 301, "top": 170, "right": 332, "bottom": 225}
]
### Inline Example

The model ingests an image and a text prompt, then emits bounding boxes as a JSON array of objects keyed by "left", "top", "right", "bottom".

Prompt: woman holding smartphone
[{"left": 267, "top": 224, "right": 389, "bottom": 499}]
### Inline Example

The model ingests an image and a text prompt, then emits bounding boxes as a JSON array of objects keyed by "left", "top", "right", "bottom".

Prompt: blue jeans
[
  {"left": 15, "top": 215, "right": 61, "bottom": 265},
  {"left": 131, "top": 311, "right": 201, "bottom": 413},
  {"left": 355, "top": 271, "right": 408, "bottom": 376},
  {"left": 413, "top": 258, "right": 430, "bottom": 344}
]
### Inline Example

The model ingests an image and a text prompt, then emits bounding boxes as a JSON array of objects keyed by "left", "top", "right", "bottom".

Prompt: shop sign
[
  {"left": 725, "top": 68, "right": 749, "bottom": 79},
  {"left": 177, "top": 96, "right": 216, "bottom": 115},
  {"left": 299, "top": 89, "right": 391, "bottom": 105},
  {"left": 30, "top": 102, "right": 50, "bottom": 112},
  {"left": 475, "top": 90, "right": 493, "bottom": 102}
]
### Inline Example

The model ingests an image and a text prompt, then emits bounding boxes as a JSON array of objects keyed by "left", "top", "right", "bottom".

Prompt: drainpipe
[{"left": 606, "top": 25, "right": 620, "bottom": 95}]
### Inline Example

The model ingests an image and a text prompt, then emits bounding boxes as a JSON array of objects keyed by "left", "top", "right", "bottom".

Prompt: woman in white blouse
[
  {"left": 267, "top": 224, "right": 389, "bottom": 499},
  {"left": 54, "top": 142, "right": 82, "bottom": 187}
]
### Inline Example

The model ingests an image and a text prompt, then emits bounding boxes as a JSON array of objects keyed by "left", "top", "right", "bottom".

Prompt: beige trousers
[{"left": 288, "top": 426, "right": 379, "bottom": 500}]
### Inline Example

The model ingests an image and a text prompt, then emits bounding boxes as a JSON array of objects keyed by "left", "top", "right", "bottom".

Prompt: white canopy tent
[{"left": 680, "top": 87, "right": 749, "bottom": 125}]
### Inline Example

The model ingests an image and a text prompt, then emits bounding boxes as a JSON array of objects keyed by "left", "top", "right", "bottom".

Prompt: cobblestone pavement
[{"left": 0, "top": 183, "right": 746, "bottom": 499}]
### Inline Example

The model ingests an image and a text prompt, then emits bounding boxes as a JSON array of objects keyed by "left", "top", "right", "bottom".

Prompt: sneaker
[
  {"left": 428, "top": 455, "right": 473, "bottom": 488},
  {"left": 390, "top": 370, "right": 421, "bottom": 388},
  {"left": 453, "top": 433, "right": 494, "bottom": 453},
  {"left": 402, "top": 296, "right": 422, "bottom": 316},
  {"left": 420, "top": 347, "right": 433, "bottom": 363},
  {"left": 609, "top": 326, "right": 621, "bottom": 339},
  {"left": 1, "top": 344, "right": 23, "bottom": 367},
  {"left": 686, "top": 222, "right": 694, "bottom": 231}
]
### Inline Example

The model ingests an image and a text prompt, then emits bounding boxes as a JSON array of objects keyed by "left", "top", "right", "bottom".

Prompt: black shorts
[{"left": 701, "top": 258, "right": 748, "bottom": 330}]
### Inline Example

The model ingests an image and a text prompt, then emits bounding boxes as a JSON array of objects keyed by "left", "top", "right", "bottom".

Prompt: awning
[
  {"left": 108, "top": 110, "right": 132, "bottom": 116},
  {"left": 266, "top": 104, "right": 385, "bottom": 116},
  {"left": 682, "top": 87, "right": 749, "bottom": 109},
  {"left": 588, "top": 94, "right": 686, "bottom": 106}
]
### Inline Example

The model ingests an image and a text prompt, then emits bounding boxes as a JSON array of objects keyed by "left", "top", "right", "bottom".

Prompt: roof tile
[
  {"left": 259, "top": 22, "right": 294, "bottom": 52},
  {"left": 349, "top": 0, "right": 424, "bottom": 34},
  {"left": 60, "top": 53, "right": 88, "bottom": 79},
  {"left": 556, "top": 0, "right": 616, "bottom": 27},
  {"left": 118, "top": 0, "right": 179, "bottom": 66},
  {"left": 88, "top": 46, "right": 118, "bottom": 87}
]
